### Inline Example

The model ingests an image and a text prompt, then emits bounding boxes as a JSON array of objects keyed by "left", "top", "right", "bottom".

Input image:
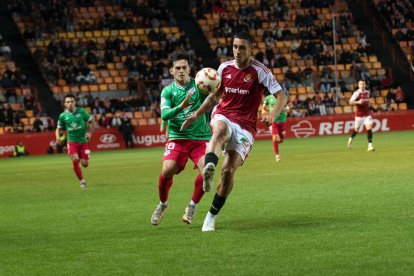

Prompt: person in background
[
  {"left": 56, "top": 94, "right": 95, "bottom": 188},
  {"left": 348, "top": 80, "right": 375, "bottom": 151},
  {"left": 13, "top": 140, "right": 28, "bottom": 157}
]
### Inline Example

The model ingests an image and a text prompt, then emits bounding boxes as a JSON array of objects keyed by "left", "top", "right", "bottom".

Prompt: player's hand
[
  {"left": 55, "top": 138, "right": 61, "bottom": 145},
  {"left": 261, "top": 115, "right": 272, "bottom": 127},
  {"left": 179, "top": 91, "right": 194, "bottom": 110},
  {"left": 180, "top": 114, "right": 197, "bottom": 131},
  {"left": 86, "top": 133, "right": 92, "bottom": 140}
]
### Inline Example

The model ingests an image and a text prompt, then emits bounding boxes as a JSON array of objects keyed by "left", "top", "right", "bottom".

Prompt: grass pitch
[{"left": 1, "top": 131, "right": 414, "bottom": 275}]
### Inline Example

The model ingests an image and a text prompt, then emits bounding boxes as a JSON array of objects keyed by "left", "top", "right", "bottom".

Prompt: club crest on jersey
[
  {"left": 243, "top": 74, "right": 252, "bottom": 82},
  {"left": 189, "top": 87, "right": 196, "bottom": 94},
  {"left": 76, "top": 114, "right": 81, "bottom": 117},
  {"left": 226, "top": 74, "right": 231, "bottom": 79}
]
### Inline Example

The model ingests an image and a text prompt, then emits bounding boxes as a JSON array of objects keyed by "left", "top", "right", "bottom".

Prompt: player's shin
[
  {"left": 367, "top": 129, "right": 373, "bottom": 143},
  {"left": 158, "top": 173, "right": 173, "bottom": 202},
  {"left": 72, "top": 159, "right": 83, "bottom": 180},
  {"left": 192, "top": 174, "right": 204, "bottom": 204},
  {"left": 209, "top": 193, "right": 227, "bottom": 215}
]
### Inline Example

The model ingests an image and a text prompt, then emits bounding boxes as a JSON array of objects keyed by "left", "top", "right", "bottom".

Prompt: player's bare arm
[
  {"left": 263, "top": 91, "right": 287, "bottom": 126},
  {"left": 180, "top": 90, "right": 221, "bottom": 131},
  {"left": 178, "top": 91, "right": 194, "bottom": 110},
  {"left": 55, "top": 127, "right": 61, "bottom": 145},
  {"left": 86, "top": 117, "right": 95, "bottom": 140},
  {"left": 261, "top": 103, "right": 270, "bottom": 118}
]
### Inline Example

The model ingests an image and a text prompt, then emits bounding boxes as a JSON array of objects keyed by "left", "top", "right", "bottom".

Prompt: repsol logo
[
  {"left": 135, "top": 134, "right": 167, "bottom": 146},
  {"left": 319, "top": 119, "right": 390, "bottom": 135},
  {"left": 0, "top": 145, "right": 15, "bottom": 155}
]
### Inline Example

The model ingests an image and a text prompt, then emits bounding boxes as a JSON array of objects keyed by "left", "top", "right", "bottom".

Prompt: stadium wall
[{"left": 1, "top": 110, "right": 414, "bottom": 158}]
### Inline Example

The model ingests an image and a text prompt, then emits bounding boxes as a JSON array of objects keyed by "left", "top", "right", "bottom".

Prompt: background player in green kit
[
  {"left": 56, "top": 94, "right": 95, "bottom": 188},
  {"left": 151, "top": 51, "right": 211, "bottom": 226},
  {"left": 262, "top": 93, "right": 288, "bottom": 162}
]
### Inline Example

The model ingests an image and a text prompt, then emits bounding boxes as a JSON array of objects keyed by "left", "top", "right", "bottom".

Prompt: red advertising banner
[
  {"left": 255, "top": 110, "right": 414, "bottom": 140},
  {"left": 1, "top": 110, "right": 413, "bottom": 158}
]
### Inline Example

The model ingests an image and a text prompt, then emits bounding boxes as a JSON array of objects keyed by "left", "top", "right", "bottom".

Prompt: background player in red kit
[
  {"left": 181, "top": 31, "right": 288, "bottom": 231},
  {"left": 348, "top": 80, "right": 375, "bottom": 151}
]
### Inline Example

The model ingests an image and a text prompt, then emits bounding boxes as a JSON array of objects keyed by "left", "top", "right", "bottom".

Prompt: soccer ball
[{"left": 195, "top": 68, "right": 221, "bottom": 94}]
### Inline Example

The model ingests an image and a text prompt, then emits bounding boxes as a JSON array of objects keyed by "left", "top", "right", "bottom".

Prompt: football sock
[
  {"left": 351, "top": 130, "right": 357, "bottom": 139},
  {"left": 191, "top": 173, "right": 204, "bottom": 204},
  {"left": 158, "top": 174, "right": 173, "bottom": 202},
  {"left": 205, "top": 152, "right": 219, "bottom": 166},
  {"left": 72, "top": 159, "right": 83, "bottom": 180},
  {"left": 272, "top": 140, "right": 279, "bottom": 155},
  {"left": 367, "top": 129, "right": 373, "bottom": 143},
  {"left": 209, "top": 193, "right": 227, "bottom": 215},
  {"left": 189, "top": 200, "right": 196, "bottom": 207}
]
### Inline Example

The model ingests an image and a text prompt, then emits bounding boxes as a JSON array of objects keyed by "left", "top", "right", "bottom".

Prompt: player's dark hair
[
  {"left": 64, "top": 93, "right": 76, "bottom": 101},
  {"left": 167, "top": 50, "right": 191, "bottom": 68},
  {"left": 234, "top": 31, "right": 253, "bottom": 46}
]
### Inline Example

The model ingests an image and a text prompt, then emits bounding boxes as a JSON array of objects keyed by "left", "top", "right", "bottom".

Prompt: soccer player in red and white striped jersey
[
  {"left": 181, "top": 31, "right": 288, "bottom": 231},
  {"left": 348, "top": 80, "right": 375, "bottom": 151}
]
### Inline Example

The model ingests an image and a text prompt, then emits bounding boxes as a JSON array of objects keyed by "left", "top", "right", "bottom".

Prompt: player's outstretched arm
[
  {"left": 263, "top": 90, "right": 287, "bottom": 126},
  {"left": 179, "top": 91, "right": 194, "bottom": 110},
  {"left": 180, "top": 92, "right": 220, "bottom": 131},
  {"left": 86, "top": 117, "right": 95, "bottom": 140}
]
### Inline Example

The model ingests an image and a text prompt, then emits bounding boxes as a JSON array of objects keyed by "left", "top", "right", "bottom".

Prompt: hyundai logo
[{"left": 100, "top": 134, "right": 117, "bottom": 143}]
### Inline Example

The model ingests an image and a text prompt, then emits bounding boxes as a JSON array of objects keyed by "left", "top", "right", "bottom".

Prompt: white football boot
[
  {"left": 151, "top": 203, "right": 168, "bottom": 225},
  {"left": 203, "top": 163, "right": 216, "bottom": 192},
  {"left": 182, "top": 205, "right": 196, "bottom": 224},
  {"left": 202, "top": 212, "right": 217, "bottom": 232}
]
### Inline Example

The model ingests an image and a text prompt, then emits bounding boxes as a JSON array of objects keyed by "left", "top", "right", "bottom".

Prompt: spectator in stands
[
  {"left": 13, "top": 141, "right": 28, "bottom": 157},
  {"left": 32, "top": 115, "right": 44, "bottom": 132},
  {"left": 23, "top": 91, "right": 34, "bottom": 110},
  {"left": 4, "top": 88, "right": 17, "bottom": 104},
  {"left": 0, "top": 42, "right": 11, "bottom": 59},
  {"left": 0, "top": 103, "right": 5, "bottom": 126},
  {"left": 359, "top": 63, "right": 371, "bottom": 81},
  {"left": 92, "top": 98, "right": 103, "bottom": 115},
  {"left": 395, "top": 86, "right": 405, "bottom": 103},
  {"left": 103, "top": 97, "right": 115, "bottom": 114},
  {"left": 111, "top": 113, "right": 122, "bottom": 127},
  {"left": 386, "top": 88, "right": 396, "bottom": 104}
]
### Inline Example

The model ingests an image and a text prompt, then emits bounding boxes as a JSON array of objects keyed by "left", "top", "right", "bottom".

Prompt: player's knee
[
  {"left": 221, "top": 166, "right": 235, "bottom": 182},
  {"left": 161, "top": 166, "right": 178, "bottom": 178},
  {"left": 70, "top": 155, "right": 79, "bottom": 161},
  {"left": 213, "top": 122, "right": 229, "bottom": 139}
]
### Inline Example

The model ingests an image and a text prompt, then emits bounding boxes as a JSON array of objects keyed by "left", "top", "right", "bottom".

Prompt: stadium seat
[
  {"left": 138, "top": 118, "right": 148, "bottom": 126},
  {"left": 143, "top": 111, "right": 153, "bottom": 118},
  {"left": 398, "top": 103, "right": 407, "bottom": 110},
  {"left": 134, "top": 111, "right": 143, "bottom": 118},
  {"left": 334, "top": 106, "right": 343, "bottom": 114}
]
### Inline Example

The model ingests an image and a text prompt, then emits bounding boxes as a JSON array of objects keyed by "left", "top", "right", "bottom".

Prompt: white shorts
[
  {"left": 211, "top": 114, "right": 254, "bottom": 161},
  {"left": 355, "top": 115, "right": 373, "bottom": 130}
]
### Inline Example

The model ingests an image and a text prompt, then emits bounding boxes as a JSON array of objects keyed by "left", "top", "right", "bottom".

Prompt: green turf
[{"left": 1, "top": 131, "right": 414, "bottom": 275}]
